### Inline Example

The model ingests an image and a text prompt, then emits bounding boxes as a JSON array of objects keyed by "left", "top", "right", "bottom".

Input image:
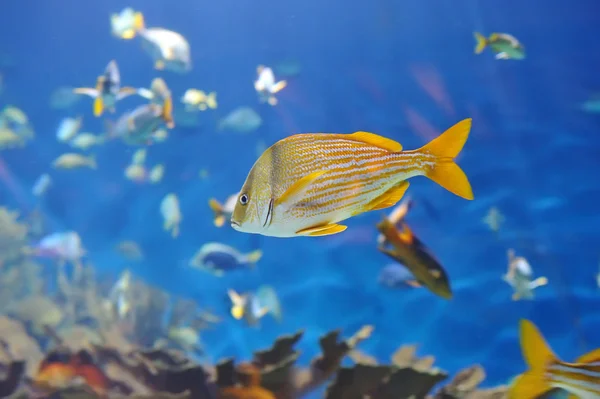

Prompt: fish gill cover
[{"left": 0, "top": 0, "right": 599, "bottom": 398}]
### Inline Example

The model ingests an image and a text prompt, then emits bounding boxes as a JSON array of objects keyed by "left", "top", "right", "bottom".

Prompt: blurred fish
[
  {"left": 161, "top": 193, "right": 181, "bottom": 237},
  {"left": 110, "top": 7, "right": 140, "bottom": 40},
  {"left": 56, "top": 116, "right": 83, "bottom": 143},
  {"left": 182, "top": 89, "right": 217, "bottom": 111},
  {"left": 509, "top": 319, "right": 600, "bottom": 399},
  {"left": 378, "top": 263, "right": 422, "bottom": 289},
  {"left": 70, "top": 132, "right": 104, "bottom": 151},
  {"left": 32, "top": 173, "right": 52, "bottom": 197},
  {"left": 73, "top": 60, "right": 137, "bottom": 117},
  {"left": 0, "top": 126, "right": 25, "bottom": 148},
  {"left": 30, "top": 231, "right": 86, "bottom": 266},
  {"left": 254, "top": 65, "right": 287, "bottom": 105},
  {"left": 131, "top": 13, "right": 191, "bottom": 73},
  {"left": 124, "top": 163, "right": 147, "bottom": 183},
  {"left": 483, "top": 206, "right": 505, "bottom": 232},
  {"left": 377, "top": 219, "right": 452, "bottom": 299},
  {"left": 132, "top": 149, "right": 147, "bottom": 165},
  {"left": 49, "top": 86, "right": 81, "bottom": 110},
  {"left": 115, "top": 240, "right": 144, "bottom": 261},
  {"left": 1, "top": 105, "right": 28, "bottom": 125},
  {"left": 106, "top": 103, "right": 173, "bottom": 146},
  {"left": 474, "top": 32, "right": 525, "bottom": 60},
  {"left": 167, "top": 326, "right": 203, "bottom": 352},
  {"left": 148, "top": 164, "right": 164, "bottom": 183},
  {"left": 503, "top": 249, "right": 547, "bottom": 300},
  {"left": 189, "top": 242, "right": 262, "bottom": 276},
  {"left": 231, "top": 119, "right": 474, "bottom": 237},
  {"left": 218, "top": 106, "right": 262, "bottom": 133},
  {"left": 208, "top": 192, "right": 239, "bottom": 227},
  {"left": 108, "top": 269, "right": 133, "bottom": 319},
  {"left": 228, "top": 285, "right": 281, "bottom": 326},
  {"left": 52, "top": 153, "right": 96, "bottom": 169}
]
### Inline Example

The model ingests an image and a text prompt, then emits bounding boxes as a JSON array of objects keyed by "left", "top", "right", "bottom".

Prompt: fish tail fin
[
  {"left": 509, "top": 319, "right": 557, "bottom": 399},
  {"left": 208, "top": 199, "right": 225, "bottom": 227},
  {"left": 133, "top": 12, "right": 145, "bottom": 32},
  {"left": 474, "top": 32, "right": 487, "bottom": 54},
  {"left": 245, "top": 250, "right": 262, "bottom": 266},
  {"left": 87, "top": 155, "right": 97, "bottom": 169},
  {"left": 93, "top": 97, "right": 104, "bottom": 117},
  {"left": 418, "top": 118, "right": 474, "bottom": 200},
  {"left": 207, "top": 92, "right": 218, "bottom": 109},
  {"left": 162, "top": 96, "right": 175, "bottom": 128}
]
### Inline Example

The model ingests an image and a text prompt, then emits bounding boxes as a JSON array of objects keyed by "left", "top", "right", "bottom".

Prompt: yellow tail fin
[
  {"left": 208, "top": 199, "right": 225, "bottom": 227},
  {"left": 474, "top": 32, "right": 487, "bottom": 54},
  {"left": 133, "top": 12, "right": 145, "bottom": 32},
  {"left": 509, "top": 319, "right": 557, "bottom": 399},
  {"left": 245, "top": 250, "right": 262, "bottom": 266},
  {"left": 93, "top": 97, "right": 104, "bottom": 117},
  {"left": 419, "top": 118, "right": 474, "bottom": 200},
  {"left": 163, "top": 96, "right": 174, "bottom": 129}
]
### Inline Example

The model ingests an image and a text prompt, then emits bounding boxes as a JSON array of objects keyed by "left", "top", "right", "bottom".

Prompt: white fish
[{"left": 218, "top": 107, "right": 262, "bottom": 133}]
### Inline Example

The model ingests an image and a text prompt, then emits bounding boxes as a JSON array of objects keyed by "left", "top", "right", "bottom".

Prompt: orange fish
[{"left": 231, "top": 119, "right": 474, "bottom": 238}]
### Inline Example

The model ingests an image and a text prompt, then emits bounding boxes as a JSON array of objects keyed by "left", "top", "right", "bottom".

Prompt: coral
[{"left": 0, "top": 207, "right": 28, "bottom": 265}]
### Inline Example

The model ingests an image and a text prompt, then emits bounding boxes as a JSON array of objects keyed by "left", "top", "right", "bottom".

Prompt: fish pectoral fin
[
  {"left": 93, "top": 97, "right": 104, "bottom": 117},
  {"left": 529, "top": 276, "right": 548, "bottom": 289},
  {"left": 296, "top": 223, "right": 347, "bottom": 237},
  {"left": 348, "top": 131, "right": 402, "bottom": 152},
  {"left": 117, "top": 87, "right": 138, "bottom": 99},
  {"left": 73, "top": 87, "right": 98, "bottom": 97},
  {"left": 495, "top": 52, "right": 510, "bottom": 60},
  {"left": 366, "top": 181, "right": 410, "bottom": 212},
  {"left": 275, "top": 170, "right": 327, "bottom": 208},
  {"left": 271, "top": 80, "right": 287, "bottom": 94}
]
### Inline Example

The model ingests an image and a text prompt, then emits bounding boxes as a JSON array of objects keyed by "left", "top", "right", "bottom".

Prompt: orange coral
[{"left": 219, "top": 363, "right": 276, "bottom": 399}]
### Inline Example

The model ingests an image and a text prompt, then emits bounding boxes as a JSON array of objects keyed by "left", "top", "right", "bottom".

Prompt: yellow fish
[{"left": 231, "top": 119, "right": 474, "bottom": 237}]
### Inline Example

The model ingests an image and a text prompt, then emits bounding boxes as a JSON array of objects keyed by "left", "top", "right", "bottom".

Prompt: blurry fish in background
[
  {"left": 167, "top": 326, "right": 203, "bottom": 352},
  {"left": 69, "top": 132, "right": 104, "bottom": 151},
  {"left": 254, "top": 65, "right": 287, "bottom": 105},
  {"left": 52, "top": 153, "right": 96, "bottom": 170},
  {"left": 124, "top": 148, "right": 164, "bottom": 184},
  {"left": 483, "top": 206, "right": 505, "bottom": 233},
  {"left": 110, "top": 7, "right": 141, "bottom": 40},
  {"left": 378, "top": 263, "right": 423, "bottom": 290},
  {"left": 0, "top": 125, "right": 27, "bottom": 149},
  {"left": 377, "top": 218, "right": 452, "bottom": 299},
  {"left": 56, "top": 116, "right": 83, "bottom": 143},
  {"left": 228, "top": 285, "right": 282, "bottom": 326},
  {"left": 274, "top": 58, "right": 301, "bottom": 78},
  {"left": 115, "top": 240, "right": 144, "bottom": 261},
  {"left": 106, "top": 103, "right": 173, "bottom": 146},
  {"left": 208, "top": 192, "right": 239, "bottom": 227},
  {"left": 128, "top": 13, "right": 191, "bottom": 73},
  {"left": 132, "top": 149, "right": 146, "bottom": 165},
  {"left": 474, "top": 32, "right": 525, "bottom": 60},
  {"left": 189, "top": 242, "right": 262, "bottom": 276},
  {"left": 107, "top": 269, "right": 134, "bottom": 320},
  {"left": 1, "top": 106, "right": 35, "bottom": 143},
  {"left": 136, "top": 77, "right": 175, "bottom": 127},
  {"left": 49, "top": 86, "right": 81, "bottom": 110},
  {"left": 73, "top": 60, "right": 138, "bottom": 117},
  {"left": 509, "top": 319, "right": 600, "bottom": 399},
  {"left": 231, "top": 119, "right": 473, "bottom": 238},
  {"left": 181, "top": 89, "right": 218, "bottom": 111},
  {"left": 32, "top": 173, "right": 52, "bottom": 197},
  {"left": 160, "top": 193, "right": 181, "bottom": 237},
  {"left": 503, "top": 249, "right": 547, "bottom": 300},
  {"left": 124, "top": 163, "right": 147, "bottom": 183},
  {"left": 218, "top": 106, "right": 262, "bottom": 133},
  {"left": 29, "top": 231, "right": 86, "bottom": 267}
]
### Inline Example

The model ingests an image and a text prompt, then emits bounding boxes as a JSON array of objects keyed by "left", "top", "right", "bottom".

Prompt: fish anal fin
[
  {"left": 296, "top": 223, "right": 347, "bottom": 237},
  {"left": 508, "top": 372, "right": 551, "bottom": 399},
  {"left": 93, "top": 97, "right": 104, "bottom": 117},
  {"left": 366, "top": 181, "right": 410, "bottom": 211},
  {"left": 576, "top": 348, "right": 600, "bottom": 364},
  {"left": 276, "top": 170, "right": 327, "bottom": 208},
  {"left": 348, "top": 131, "right": 402, "bottom": 152}
]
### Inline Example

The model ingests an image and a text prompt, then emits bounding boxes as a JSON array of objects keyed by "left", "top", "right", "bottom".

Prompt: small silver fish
[
  {"left": 189, "top": 242, "right": 262, "bottom": 276},
  {"left": 108, "top": 102, "right": 172, "bottom": 145}
]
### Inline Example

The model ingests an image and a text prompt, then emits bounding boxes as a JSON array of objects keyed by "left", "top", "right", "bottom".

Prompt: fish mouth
[{"left": 231, "top": 220, "right": 241, "bottom": 229}]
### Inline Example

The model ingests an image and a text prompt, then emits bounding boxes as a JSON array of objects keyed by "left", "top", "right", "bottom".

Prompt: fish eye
[{"left": 239, "top": 193, "right": 249, "bottom": 206}]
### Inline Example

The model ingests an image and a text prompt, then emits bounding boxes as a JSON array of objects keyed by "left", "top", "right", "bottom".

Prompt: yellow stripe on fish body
[{"left": 231, "top": 119, "right": 474, "bottom": 238}]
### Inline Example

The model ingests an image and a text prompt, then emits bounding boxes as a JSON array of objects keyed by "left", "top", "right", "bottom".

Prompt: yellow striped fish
[
  {"left": 510, "top": 319, "right": 600, "bottom": 399},
  {"left": 231, "top": 118, "right": 474, "bottom": 238}
]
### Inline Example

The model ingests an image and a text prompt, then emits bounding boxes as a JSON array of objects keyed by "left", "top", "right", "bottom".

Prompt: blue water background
[{"left": 1, "top": 0, "right": 600, "bottom": 391}]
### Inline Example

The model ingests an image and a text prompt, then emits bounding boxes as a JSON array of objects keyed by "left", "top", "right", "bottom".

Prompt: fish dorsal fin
[
  {"left": 348, "top": 131, "right": 402, "bottom": 152},
  {"left": 576, "top": 348, "right": 600, "bottom": 364},
  {"left": 276, "top": 170, "right": 327, "bottom": 208}
]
